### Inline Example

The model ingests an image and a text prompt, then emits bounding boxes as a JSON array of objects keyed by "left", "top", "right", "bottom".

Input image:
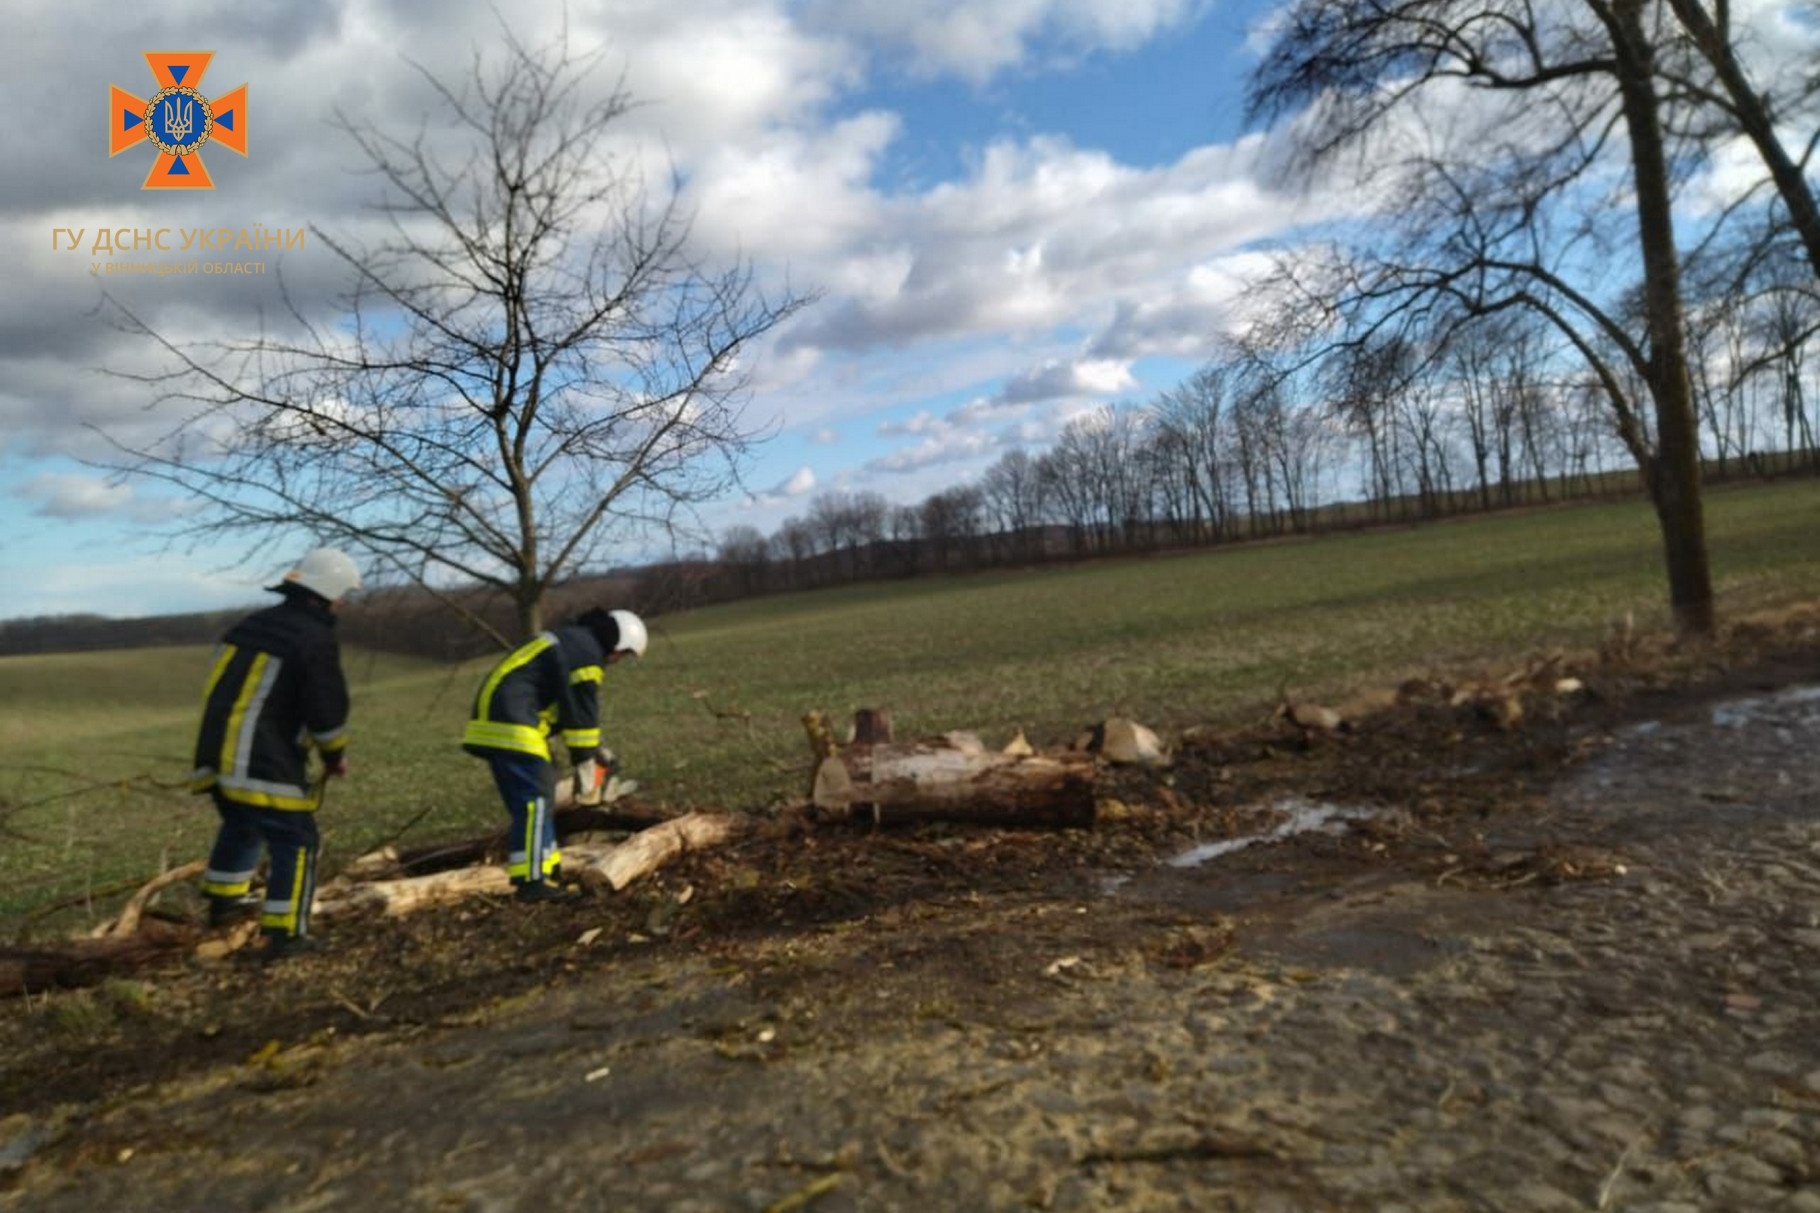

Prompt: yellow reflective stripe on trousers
[
  {"left": 217, "top": 652, "right": 269, "bottom": 783},
  {"left": 260, "top": 846, "right": 308, "bottom": 935}
]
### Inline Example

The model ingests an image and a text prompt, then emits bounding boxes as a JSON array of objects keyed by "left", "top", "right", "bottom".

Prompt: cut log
[
  {"left": 360, "top": 803, "right": 673, "bottom": 880},
  {"left": 817, "top": 736, "right": 1098, "bottom": 828},
  {"left": 313, "top": 862, "right": 515, "bottom": 919},
  {"left": 0, "top": 919, "right": 203, "bottom": 998},
  {"left": 1096, "top": 719, "right": 1168, "bottom": 766},
  {"left": 811, "top": 756, "right": 854, "bottom": 810},
  {"left": 316, "top": 813, "right": 747, "bottom": 919},
  {"left": 852, "top": 708, "right": 894, "bottom": 745},
  {"left": 569, "top": 812, "right": 748, "bottom": 893}
]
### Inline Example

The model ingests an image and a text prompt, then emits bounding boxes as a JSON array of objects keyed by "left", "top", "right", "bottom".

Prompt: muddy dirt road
[{"left": 3, "top": 648, "right": 1818, "bottom": 1212}]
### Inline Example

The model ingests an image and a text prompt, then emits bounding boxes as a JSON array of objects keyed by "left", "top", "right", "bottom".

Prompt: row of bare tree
[{"left": 720, "top": 299, "right": 1818, "bottom": 594}]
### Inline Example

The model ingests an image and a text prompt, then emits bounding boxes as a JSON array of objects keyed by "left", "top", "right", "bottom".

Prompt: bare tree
[
  {"left": 1153, "top": 366, "right": 1233, "bottom": 541},
  {"left": 919, "top": 486, "right": 985, "bottom": 570},
  {"left": 1249, "top": 0, "right": 1723, "bottom": 633},
  {"left": 773, "top": 517, "right": 817, "bottom": 588},
  {"left": 979, "top": 448, "right": 1049, "bottom": 559},
  {"left": 106, "top": 31, "right": 809, "bottom": 644},
  {"left": 716, "top": 525, "right": 771, "bottom": 597}
]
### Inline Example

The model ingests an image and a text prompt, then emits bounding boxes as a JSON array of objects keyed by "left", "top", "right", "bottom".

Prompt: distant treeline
[
  {"left": 2, "top": 455, "right": 1812, "bottom": 662},
  {"left": 0, "top": 574, "right": 641, "bottom": 662},
  {"left": 710, "top": 452, "right": 1817, "bottom": 601}
]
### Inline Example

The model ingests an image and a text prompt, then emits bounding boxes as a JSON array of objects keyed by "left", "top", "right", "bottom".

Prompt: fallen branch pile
[{"left": 2, "top": 707, "right": 1169, "bottom": 998}]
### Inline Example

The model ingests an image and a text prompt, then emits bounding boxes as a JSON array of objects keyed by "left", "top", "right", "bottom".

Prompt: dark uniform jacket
[
  {"left": 461, "top": 626, "right": 605, "bottom": 765},
  {"left": 191, "top": 593, "right": 350, "bottom": 811}
]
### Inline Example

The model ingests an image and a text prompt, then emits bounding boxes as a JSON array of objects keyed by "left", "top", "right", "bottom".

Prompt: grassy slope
[{"left": 4, "top": 478, "right": 1818, "bottom": 923}]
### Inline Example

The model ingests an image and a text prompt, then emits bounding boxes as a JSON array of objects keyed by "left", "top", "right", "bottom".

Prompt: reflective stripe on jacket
[
  {"left": 191, "top": 594, "right": 349, "bottom": 811},
  {"left": 461, "top": 625, "right": 605, "bottom": 763}
]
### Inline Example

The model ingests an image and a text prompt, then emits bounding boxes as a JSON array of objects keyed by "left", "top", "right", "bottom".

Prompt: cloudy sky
[{"left": 0, "top": 0, "right": 1339, "bottom": 619}]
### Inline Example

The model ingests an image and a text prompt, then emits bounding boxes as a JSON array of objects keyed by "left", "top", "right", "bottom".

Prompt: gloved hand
[
  {"left": 573, "top": 758, "right": 605, "bottom": 806},
  {"left": 323, "top": 752, "right": 349, "bottom": 778}
]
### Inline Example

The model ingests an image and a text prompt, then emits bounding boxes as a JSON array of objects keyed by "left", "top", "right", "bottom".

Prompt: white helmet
[
  {"left": 607, "top": 609, "right": 647, "bottom": 658},
  {"left": 281, "top": 547, "right": 362, "bottom": 603}
]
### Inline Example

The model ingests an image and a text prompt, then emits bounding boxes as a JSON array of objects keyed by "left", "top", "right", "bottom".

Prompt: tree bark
[
  {"left": 814, "top": 740, "right": 1099, "bottom": 828},
  {"left": 1609, "top": 0, "right": 1716, "bottom": 636},
  {"left": 373, "top": 803, "right": 675, "bottom": 879},
  {"left": 0, "top": 920, "right": 203, "bottom": 999},
  {"left": 573, "top": 811, "right": 746, "bottom": 893},
  {"left": 314, "top": 813, "right": 746, "bottom": 919}
]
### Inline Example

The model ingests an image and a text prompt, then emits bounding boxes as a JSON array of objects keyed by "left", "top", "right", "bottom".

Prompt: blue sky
[{"left": 0, "top": 0, "right": 1328, "bottom": 619}]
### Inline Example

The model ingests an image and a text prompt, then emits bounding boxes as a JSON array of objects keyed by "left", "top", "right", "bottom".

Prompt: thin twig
[
  {"left": 97, "top": 859, "right": 207, "bottom": 937},
  {"left": 762, "top": 1174, "right": 844, "bottom": 1213},
  {"left": 1598, "top": 1141, "right": 1638, "bottom": 1210}
]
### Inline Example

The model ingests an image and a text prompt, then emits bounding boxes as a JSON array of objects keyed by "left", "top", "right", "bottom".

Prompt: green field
[{"left": 5, "top": 478, "right": 1819, "bottom": 927}]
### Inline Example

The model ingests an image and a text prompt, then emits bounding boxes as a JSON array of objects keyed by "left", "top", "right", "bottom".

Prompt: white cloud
[
  {"left": 685, "top": 112, "right": 901, "bottom": 260},
  {"left": 18, "top": 472, "right": 132, "bottom": 519},
  {"left": 878, "top": 410, "right": 946, "bottom": 436},
  {"left": 778, "top": 466, "right": 818, "bottom": 496},
  {"left": 778, "top": 132, "right": 1319, "bottom": 359},
  {"left": 738, "top": 463, "right": 819, "bottom": 513},
  {"left": 997, "top": 356, "right": 1136, "bottom": 404},
  {"left": 803, "top": 0, "right": 1212, "bottom": 84},
  {"left": 865, "top": 427, "right": 998, "bottom": 473}
]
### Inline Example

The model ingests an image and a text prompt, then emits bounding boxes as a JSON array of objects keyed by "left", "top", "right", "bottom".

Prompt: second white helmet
[
  {"left": 607, "top": 609, "right": 647, "bottom": 657},
  {"left": 281, "top": 547, "right": 362, "bottom": 603}
]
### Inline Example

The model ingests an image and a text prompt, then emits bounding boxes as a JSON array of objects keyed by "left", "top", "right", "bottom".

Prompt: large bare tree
[
  {"left": 108, "top": 33, "right": 809, "bottom": 644},
  {"left": 1248, "top": 0, "right": 1729, "bottom": 634}
]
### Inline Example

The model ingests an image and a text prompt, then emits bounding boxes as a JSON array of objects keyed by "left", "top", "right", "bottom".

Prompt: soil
[{"left": 2, "top": 609, "right": 1819, "bottom": 1212}]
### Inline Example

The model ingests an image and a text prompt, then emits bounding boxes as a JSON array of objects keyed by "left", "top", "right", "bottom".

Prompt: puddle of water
[
  {"left": 1711, "top": 685, "right": 1820, "bottom": 729},
  {"left": 1165, "top": 797, "right": 1386, "bottom": 869}
]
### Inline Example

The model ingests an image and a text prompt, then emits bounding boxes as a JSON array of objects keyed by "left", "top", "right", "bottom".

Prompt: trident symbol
[{"left": 163, "top": 96, "right": 194, "bottom": 144}]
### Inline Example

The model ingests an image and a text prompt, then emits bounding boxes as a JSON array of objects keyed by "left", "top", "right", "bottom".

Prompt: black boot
[
  {"left": 207, "top": 893, "right": 261, "bottom": 929},
  {"left": 260, "top": 933, "right": 323, "bottom": 962},
  {"left": 513, "top": 880, "right": 584, "bottom": 904}
]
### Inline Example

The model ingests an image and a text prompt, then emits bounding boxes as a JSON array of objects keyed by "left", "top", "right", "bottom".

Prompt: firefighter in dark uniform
[
  {"left": 191, "top": 547, "right": 359, "bottom": 959},
  {"left": 462, "top": 607, "right": 647, "bottom": 900}
]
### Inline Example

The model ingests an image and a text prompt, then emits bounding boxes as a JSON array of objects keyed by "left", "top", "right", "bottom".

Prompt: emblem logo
[{"left": 109, "top": 52, "right": 247, "bottom": 190}]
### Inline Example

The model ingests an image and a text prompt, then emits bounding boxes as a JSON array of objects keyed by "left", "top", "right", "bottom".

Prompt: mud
[{"left": 3, "top": 623, "right": 1819, "bottom": 1212}]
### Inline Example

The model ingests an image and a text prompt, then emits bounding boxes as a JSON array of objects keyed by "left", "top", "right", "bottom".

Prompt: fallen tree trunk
[
  {"left": 813, "top": 740, "right": 1099, "bottom": 828},
  {"left": 0, "top": 919, "right": 203, "bottom": 998},
  {"left": 571, "top": 811, "right": 747, "bottom": 893},
  {"left": 368, "top": 803, "right": 674, "bottom": 880},
  {"left": 313, "top": 862, "right": 514, "bottom": 919},
  {"left": 315, "top": 812, "right": 747, "bottom": 919}
]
